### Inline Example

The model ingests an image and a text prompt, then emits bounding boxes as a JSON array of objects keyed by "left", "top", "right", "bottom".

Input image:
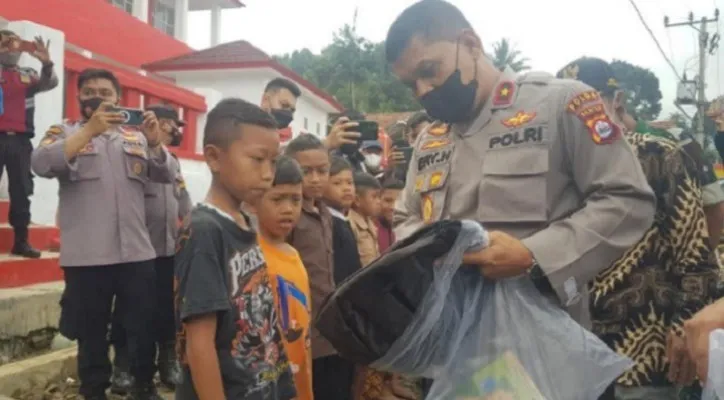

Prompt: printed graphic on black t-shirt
[{"left": 174, "top": 205, "right": 296, "bottom": 400}]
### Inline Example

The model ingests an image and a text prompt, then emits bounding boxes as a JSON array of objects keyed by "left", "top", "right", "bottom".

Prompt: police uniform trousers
[
  {"left": 59, "top": 260, "right": 156, "bottom": 398},
  {"left": 110, "top": 256, "right": 176, "bottom": 364},
  {"left": 0, "top": 133, "right": 33, "bottom": 242}
]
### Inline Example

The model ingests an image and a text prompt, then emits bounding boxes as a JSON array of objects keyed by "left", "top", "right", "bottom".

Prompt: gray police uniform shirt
[
  {"left": 144, "top": 153, "right": 193, "bottom": 258},
  {"left": 394, "top": 70, "right": 656, "bottom": 328},
  {"left": 31, "top": 121, "right": 177, "bottom": 267}
]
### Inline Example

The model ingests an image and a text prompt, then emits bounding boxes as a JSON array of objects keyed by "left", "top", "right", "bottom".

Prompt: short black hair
[
  {"left": 354, "top": 172, "right": 382, "bottom": 194},
  {"left": 77, "top": 68, "right": 121, "bottom": 96},
  {"left": 284, "top": 133, "right": 325, "bottom": 156},
  {"left": 273, "top": 155, "right": 303, "bottom": 186},
  {"left": 203, "top": 98, "right": 278, "bottom": 148},
  {"left": 264, "top": 77, "right": 302, "bottom": 98},
  {"left": 330, "top": 156, "right": 353, "bottom": 176},
  {"left": 407, "top": 111, "right": 432, "bottom": 129},
  {"left": 0, "top": 30, "right": 17, "bottom": 37},
  {"left": 382, "top": 178, "right": 405, "bottom": 190},
  {"left": 386, "top": 0, "right": 472, "bottom": 64}
]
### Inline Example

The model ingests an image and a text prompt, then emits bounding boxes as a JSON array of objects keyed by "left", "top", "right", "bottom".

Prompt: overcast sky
[{"left": 188, "top": 0, "right": 724, "bottom": 119}]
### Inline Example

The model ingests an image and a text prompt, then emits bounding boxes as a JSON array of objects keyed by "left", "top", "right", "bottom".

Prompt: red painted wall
[{"left": 0, "top": 0, "right": 193, "bottom": 67}]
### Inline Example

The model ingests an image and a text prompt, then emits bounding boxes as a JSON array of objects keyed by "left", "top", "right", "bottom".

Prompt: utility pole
[{"left": 666, "top": 10, "right": 720, "bottom": 144}]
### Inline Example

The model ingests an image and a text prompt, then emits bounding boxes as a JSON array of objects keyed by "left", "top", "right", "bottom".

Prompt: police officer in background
[
  {"left": 31, "top": 68, "right": 175, "bottom": 400},
  {"left": 387, "top": 0, "right": 656, "bottom": 327},
  {"left": 0, "top": 30, "right": 58, "bottom": 257},
  {"left": 260, "top": 77, "right": 301, "bottom": 129},
  {"left": 109, "top": 104, "right": 192, "bottom": 393}
]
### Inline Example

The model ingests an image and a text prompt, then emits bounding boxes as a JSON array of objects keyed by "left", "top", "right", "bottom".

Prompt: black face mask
[
  {"left": 419, "top": 45, "right": 478, "bottom": 124},
  {"left": 79, "top": 97, "right": 105, "bottom": 120},
  {"left": 271, "top": 109, "right": 294, "bottom": 129},
  {"left": 169, "top": 129, "right": 183, "bottom": 147}
]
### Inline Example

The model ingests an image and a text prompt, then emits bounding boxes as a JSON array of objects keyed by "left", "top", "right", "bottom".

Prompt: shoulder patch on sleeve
[
  {"left": 46, "top": 124, "right": 64, "bottom": 136},
  {"left": 566, "top": 90, "right": 621, "bottom": 145}
]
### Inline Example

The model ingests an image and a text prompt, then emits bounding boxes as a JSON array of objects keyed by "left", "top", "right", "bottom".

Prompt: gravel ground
[{"left": 15, "top": 379, "right": 175, "bottom": 400}]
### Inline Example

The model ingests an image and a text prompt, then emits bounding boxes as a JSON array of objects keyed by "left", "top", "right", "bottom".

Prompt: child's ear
[{"left": 204, "top": 144, "right": 222, "bottom": 173}]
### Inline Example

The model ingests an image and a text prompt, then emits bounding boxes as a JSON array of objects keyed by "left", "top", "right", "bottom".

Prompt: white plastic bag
[
  {"left": 371, "top": 220, "right": 633, "bottom": 399},
  {"left": 702, "top": 329, "right": 724, "bottom": 400}
]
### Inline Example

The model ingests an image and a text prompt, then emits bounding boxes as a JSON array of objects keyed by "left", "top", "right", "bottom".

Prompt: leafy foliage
[
  {"left": 275, "top": 25, "right": 419, "bottom": 113},
  {"left": 275, "top": 26, "right": 529, "bottom": 113},
  {"left": 490, "top": 39, "right": 531, "bottom": 72},
  {"left": 610, "top": 60, "right": 662, "bottom": 121}
]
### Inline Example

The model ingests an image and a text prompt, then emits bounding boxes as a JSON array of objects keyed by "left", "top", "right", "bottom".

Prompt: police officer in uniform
[
  {"left": 386, "top": 0, "right": 656, "bottom": 328},
  {"left": 31, "top": 68, "right": 175, "bottom": 400},
  {"left": 0, "top": 30, "right": 58, "bottom": 257},
  {"left": 109, "top": 104, "right": 192, "bottom": 392}
]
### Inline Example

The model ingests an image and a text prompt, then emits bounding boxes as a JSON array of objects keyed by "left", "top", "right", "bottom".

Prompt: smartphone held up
[{"left": 109, "top": 107, "right": 145, "bottom": 126}]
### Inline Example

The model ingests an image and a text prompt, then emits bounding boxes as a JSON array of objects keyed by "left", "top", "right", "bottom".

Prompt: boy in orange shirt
[{"left": 255, "top": 156, "right": 313, "bottom": 400}]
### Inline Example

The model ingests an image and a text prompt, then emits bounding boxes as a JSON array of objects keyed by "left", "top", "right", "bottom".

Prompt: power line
[{"left": 628, "top": 0, "right": 683, "bottom": 82}]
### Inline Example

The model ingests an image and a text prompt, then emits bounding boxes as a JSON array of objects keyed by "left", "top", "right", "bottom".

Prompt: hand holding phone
[
  {"left": 349, "top": 120, "right": 379, "bottom": 142},
  {"left": 108, "top": 107, "right": 145, "bottom": 126}
]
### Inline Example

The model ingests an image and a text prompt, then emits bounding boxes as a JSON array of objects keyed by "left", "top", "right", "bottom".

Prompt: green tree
[
  {"left": 490, "top": 38, "right": 530, "bottom": 72},
  {"left": 668, "top": 111, "right": 690, "bottom": 130},
  {"left": 609, "top": 60, "right": 662, "bottom": 121},
  {"left": 275, "top": 24, "right": 419, "bottom": 113}
]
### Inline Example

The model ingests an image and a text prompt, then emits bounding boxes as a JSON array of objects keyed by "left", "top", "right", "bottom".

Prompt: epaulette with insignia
[
  {"left": 426, "top": 121, "right": 450, "bottom": 137},
  {"left": 492, "top": 81, "right": 515, "bottom": 107}
]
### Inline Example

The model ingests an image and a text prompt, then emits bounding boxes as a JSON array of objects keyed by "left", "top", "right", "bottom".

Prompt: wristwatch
[{"left": 526, "top": 257, "right": 555, "bottom": 295}]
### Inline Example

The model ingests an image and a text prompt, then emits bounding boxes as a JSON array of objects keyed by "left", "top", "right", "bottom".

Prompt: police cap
[
  {"left": 556, "top": 57, "right": 620, "bottom": 96},
  {"left": 146, "top": 104, "right": 185, "bottom": 127}
]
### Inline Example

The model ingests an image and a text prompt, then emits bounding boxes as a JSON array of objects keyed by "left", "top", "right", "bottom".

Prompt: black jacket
[{"left": 329, "top": 208, "right": 363, "bottom": 285}]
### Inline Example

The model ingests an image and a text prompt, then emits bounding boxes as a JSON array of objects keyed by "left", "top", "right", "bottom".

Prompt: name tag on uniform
[{"left": 489, "top": 126, "right": 544, "bottom": 149}]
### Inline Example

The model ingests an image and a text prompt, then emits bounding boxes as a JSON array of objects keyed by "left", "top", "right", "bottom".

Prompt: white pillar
[
  {"left": 135, "top": 0, "right": 150, "bottom": 23},
  {"left": 210, "top": 3, "right": 221, "bottom": 47},
  {"left": 175, "top": 0, "right": 189, "bottom": 43}
]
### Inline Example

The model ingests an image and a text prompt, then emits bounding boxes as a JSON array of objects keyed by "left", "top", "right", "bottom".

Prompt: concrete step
[
  {"left": 0, "top": 281, "right": 63, "bottom": 339},
  {"left": 0, "top": 223, "right": 58, "bottom": 254},
  {"left": 0, "top": 253, "right": 62, "bottom": 289}
]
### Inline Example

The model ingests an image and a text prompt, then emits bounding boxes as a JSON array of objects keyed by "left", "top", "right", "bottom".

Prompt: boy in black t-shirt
[{"left": 174, "top": 98, "right": 295, "bottom": 400}]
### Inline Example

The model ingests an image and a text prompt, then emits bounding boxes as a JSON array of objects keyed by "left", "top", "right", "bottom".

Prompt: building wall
[
  {"left": 170, "top": 68, "right": 331, "bottom": 148},
  {"left": 0, "top": 0, "right": 192, "bottom": 67},
  {"left": 0, "top": 19, "right": 213, "bottom": 228},
  {"left": 0, "top": 20, "right": 66, "bottom": 227}
]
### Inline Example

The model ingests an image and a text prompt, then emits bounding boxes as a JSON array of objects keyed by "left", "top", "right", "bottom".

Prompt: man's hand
[
  {"left": 666, "top": 330, "right": 697, "bottom": 385},
  {"left": 462, "top": 231, "right": 534, "bottom": 279},
  {"left": 388, "top": 148, "right": 407, "bottom": 166},
  {"left": 141, "top": 111, "right": 161, "bottom": 147},
  {"left": 683, "top": 298, "right": 724, "bottom": 383},
  {"left": 30, "top": 36, "right": 51, "bottom": 64},
  {"left": 706, "top": 100, "right": 724, "bottom": 131},
  {"left": 324, "top": 117, "right": 360, "bottom": 150},
  {"left": 86, "top": 102, "right": 124, "bottom": 136},
  {"left": 648, "top": 120, "right": 676, "bottom": 130}
]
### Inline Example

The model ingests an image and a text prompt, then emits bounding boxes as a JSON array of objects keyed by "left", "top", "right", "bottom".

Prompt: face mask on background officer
[
  {"left": 78, "top": 76, "right": 120, "bottom": 120},
  {"left": 391, "top": 28, "right": 501, "bottom": 124},
  {"left": 146, "top": 105, "right": 185, "bottom": 147},
  {"left": 260, "top": 77, "right": 302, "bottom": 129}
]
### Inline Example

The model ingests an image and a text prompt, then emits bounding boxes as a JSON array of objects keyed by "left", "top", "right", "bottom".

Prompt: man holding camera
[
  {"left": 31, "top": 68, "right": 174, "bottom": 400},
  {"left": 0, "top": 30, "right": 58, "bottom": 258},
  {"left": 109, "top": 104, "right": 192, "bottom": 393}
]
